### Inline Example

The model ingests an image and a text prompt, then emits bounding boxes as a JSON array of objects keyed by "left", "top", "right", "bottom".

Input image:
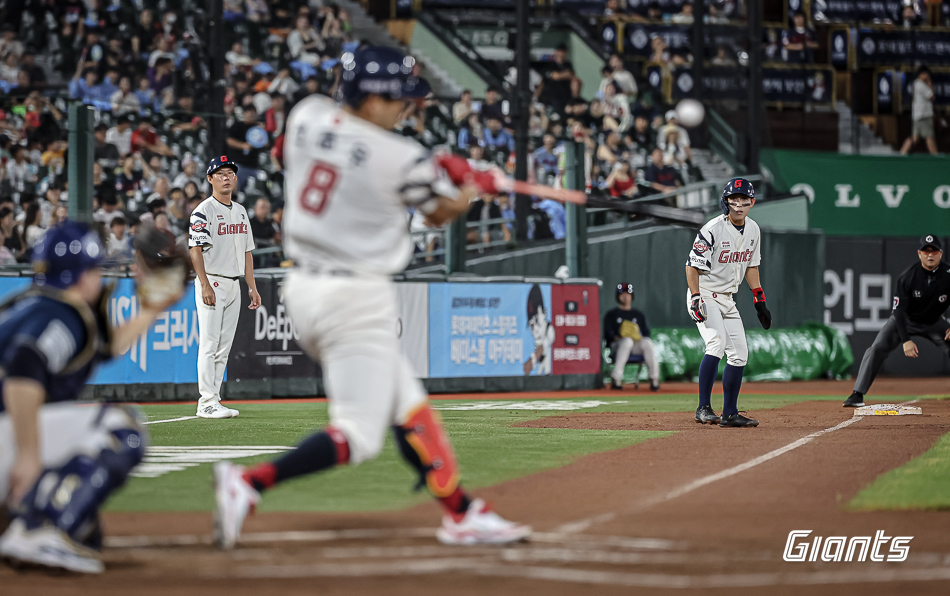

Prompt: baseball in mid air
[{"left": 675, "top": 99, "right": 705, "bottom": 128}]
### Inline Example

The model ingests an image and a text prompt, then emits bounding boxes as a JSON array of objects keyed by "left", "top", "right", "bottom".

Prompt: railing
[{"left": 707, "top": 108, "right": 747, "bottom": 174}]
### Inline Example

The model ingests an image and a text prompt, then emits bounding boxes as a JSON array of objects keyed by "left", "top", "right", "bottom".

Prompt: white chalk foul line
[
  {"left": 143, "top": 415, "right": 199, "bottom": 425},
  {"left": 555, "top": 415, "right": 864, "bottom": 534}
]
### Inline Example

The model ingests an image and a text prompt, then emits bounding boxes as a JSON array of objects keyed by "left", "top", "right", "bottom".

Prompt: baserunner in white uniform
[
  {"left": 188, "top": 156, "right": 262, "bottom": 419},
  {"left": 685, "top": 177, "right": 772, "bottom": 428},
  {"left": 211, "top": 46, "right": 530, "bottom": 549}
]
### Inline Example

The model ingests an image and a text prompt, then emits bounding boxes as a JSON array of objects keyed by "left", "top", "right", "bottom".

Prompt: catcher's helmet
[
  {"left": 340, "top": 46, "right": 431, "bottom": 108},
  {"left": 616, "top": 282, "right": 635, "bottom": 303},
  {"left": 32, "top": 222, "right": 104, "bottom": 289},
  {"left": 720, "top": 177, "right": 755, "bottom": 216}
]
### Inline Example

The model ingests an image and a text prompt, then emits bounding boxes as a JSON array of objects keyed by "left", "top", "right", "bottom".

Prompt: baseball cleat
[
  {"left": 694, "top": 404, "right": 721, "bottom": 425},
  {"left": 650, "top": 381, "right": 660, "bottom": 392},
  {"left": 213, "top": 461, "right": 260, "bottom": 550},
  {"left": 610, "top": 379, "right": 624, "bottom": 390},
  {"left": 436, "top": 499, "right": 531, "bottom": 546},
  {"left": 719, "top": 412, "right": 759, "bottom": 428},
  {"left": 842, "top": 392, "right": 865, "bottom": 408},
  {"left": 198, "top": 403, "right": 235, "bottom": 419},
  {"left": 0, "top": 518, "right": 104, "bottom": 574}
]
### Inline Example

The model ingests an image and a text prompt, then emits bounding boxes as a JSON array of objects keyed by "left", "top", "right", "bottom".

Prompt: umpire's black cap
[
  {"left": 206, "top": 155, "right": 239, "bottom": 177},
  {"left": 919, "top": 234, "right": 943, "bottom": 252}
]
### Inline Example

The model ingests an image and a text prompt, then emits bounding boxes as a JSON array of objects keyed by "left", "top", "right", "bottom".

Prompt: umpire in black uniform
[{"left": 844, "top": 234, "right": 950, "bottom": 407}]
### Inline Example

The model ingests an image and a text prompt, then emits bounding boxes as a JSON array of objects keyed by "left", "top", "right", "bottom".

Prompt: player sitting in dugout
[{"left": 603, "top": 283, "right": 660, "bottom": 391}]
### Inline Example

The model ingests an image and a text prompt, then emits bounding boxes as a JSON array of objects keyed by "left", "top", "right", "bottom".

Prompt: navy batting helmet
[
  {"left": 720, "top": 177, "right": 755, "bottom": 216},
  {"left": 340, "top": 46, "right": 431, "bottom": 108},
  {"left": 32, "top": 222, "right": 105, "bottom": 289},
  {"left": 616, "top": 282, "right": 635, "bottom": 303}
]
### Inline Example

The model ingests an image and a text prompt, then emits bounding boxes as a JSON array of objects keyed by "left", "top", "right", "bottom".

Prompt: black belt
[{"left": 207, "top": 273, "right": 240, "bottom": 280}]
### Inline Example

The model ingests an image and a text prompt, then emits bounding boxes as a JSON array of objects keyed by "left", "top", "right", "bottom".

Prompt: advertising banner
[
  {"left": 856, "top": 28, "right": 950, "bottom": 66},
  {"left": 93, "top": 280, "right": 200, "bottom": 384},
  {"left": 811, "top": 0, "right": 904, "bottom": 23},
  {"left": 761, "top": 149, "right": 950, "bottom": 237},
  {"left": 670, "top": 65, "right": 834, "bottom": 104},
  {"left": 428, "top": 282, "right": 600, "bottom": 378}
]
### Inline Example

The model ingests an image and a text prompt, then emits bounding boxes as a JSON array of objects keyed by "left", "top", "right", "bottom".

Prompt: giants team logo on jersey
[
  {"left": 191, "top": 221, "right": 207, "bottom": 233},
  {"left": 218, "top": 222, "right": 249, "bottom": 235},
  {"left": 693, "top": 239, "right": 711, "bottom": 254},
  {"left": 719, "top": 249, "right": 754, "bottom": 264}
]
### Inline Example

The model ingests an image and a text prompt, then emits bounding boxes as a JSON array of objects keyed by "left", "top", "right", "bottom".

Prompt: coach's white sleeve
[{"left": 189, "top": 208, "right": 212, "bottom": 248}]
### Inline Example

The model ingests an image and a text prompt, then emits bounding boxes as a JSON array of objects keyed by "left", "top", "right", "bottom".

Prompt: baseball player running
[
  {"left": 0, "top": 223, "right": 185, "bottom": 573},
  {"left": 685, "top": 178, "right": 772, "bottom": 427},
  {"left": 212, "top": 46, "right": 530, "bottom": 548},
  {"left": 188, "top": 156, "right": 262, "bottom": 419},
  {"left": 844, "top": 234, "right": 950, "bottom": 407}
]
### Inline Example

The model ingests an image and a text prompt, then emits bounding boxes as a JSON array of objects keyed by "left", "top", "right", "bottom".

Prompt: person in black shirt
[
  {"left": 94, "top": 123, "right": 121, "bottom": 171},
  {"left": 542, "top": 44, "right": 578, "bottom": 113},
  {"left": 227, "top": 104, "right": 266, "bottom": 191},
  {"left": 603, "top": 283, "right": 660, "bottom": 391},
  {"left": 844, "top": 235, "right": 950, "bottom": 407}
]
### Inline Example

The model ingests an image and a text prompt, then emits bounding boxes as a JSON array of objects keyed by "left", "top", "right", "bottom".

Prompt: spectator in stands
[
  {"left": 608, "top": 53, "right": 638, "bottom": 99},
  {"left": 184, "top": 180, "right": 202, "bottom": 204},
  {"left": 782, "top": 11, "right": 818, "bottom": 64},
  {"left": 479, "top": 86, "right": 507, "bottom": 125},
  {"left": 168, "top": 95, "right": 207, "bottom": 133},
  {"left": 135, "top": 76, "right": 157, "bottom": 113},
  {"left": 148, "top": 35, "right": 176, "bottom": 68},
  {"left": 271, "top": 199, "right": 284, "bottom": 233},
  {"left": 70, "top": 65, "right": 110, "bottom": 106},
  {"left": 645, "top": 147, "right": 683, "bottom": 200},
  {"left": 629, "top": 113, "right": 657, "bottom": 154},
  {"left": 153, "top": 211, "right": 171, "bottom": 233},
  {"left": 605, "top": 161, "right": 638, "bottom": 198},
  {"left": 265, "top": 92, "right": 287, "bottom": 137},
  {"left": 706, "top": 2, "right": 730, "bottom": 24},
  {"left": 711, "top": 46, "right": 737, "bottom": 67},
  {"left": 131, "top": 118, "right": 172, "bottom": 159},
  {"left": 249, "top": 197, "right": 279, "bottom": 248},
  {"left": 167, "top": 187, "right": 188, "bottom": 231},
  {"left": 94, "top": 194, "right": 123, "bottom": 228},
  {"left": 147, "top": 57, "right": 175, "bottom": 105},
  {"left": 603, "top": 81, "right": 632, "bottom": 132},
  {"left": 0, "top": 207, "right": 17, "bottom": 265},
  {"left": 672, "top": 3, "right": 694, "bottom": 24},
  {"left": 110, "top": 76, "right": 140, "bottom": 116},
  {"left": 22, "top": 201, "right": 44, "bottom": 249},
  {"left": 901, "top": 66, "right": 938, "bottom": 156},
  {"left": 457, "top": 113, "right": 483, "bottom": 150},
  {"left": 604, "top": 0, "right": 622, "bottom": 17},
  {"left": 269, "top": 69, "right": 300, "bottom": 98},
  {"left": 454, "top": 89, "right": 473, "bottom": 124},
  {"left": 1, "top": 201, "right": 24, "bottom": 261},
  {"left": 116, "top": 154, "right": 152, "bottom": 203},
  {"left": 226, "top": 41, "right": 253, "bottom": 70},
  {"left": 6, "top": 146, "right": 36, "bottom": 194},
  {"left": 107, "top": 216, "right": 131, "bottom": 258},
  {"left": 173, "top": 155, "right": 204, "bottom": 193},
  {"left": 529, "top": 101, "right": 551, "bottom": 137},
  {"left": 292, "top": 75, "right": 320, "bottom": 106},
  {"left": 646, "top": 2, "right": 663, "bottom": 20},
  {"left": 106, "top": 114, "right": 134, "bottom": 157},
  {"left": 542, "top": 43, "right": 579, "bottom": 112},
  {"left": 597, "top": 130, "right": 626, "bottom": 171},
  {"left": 228, "top": 104, "right": 267, "bottom": 191},
  {"left": 287, "top": 14, "right": 325, "bottom": 66},
  {"left": 94, "top": 123, "right": 121, "bottom": 170},
  {"left": 0, "top": 52, "right": 19, "bottom": 84},
  {"left": 658, "top": 110, "right": 692, "bottom": 162},
  {"left": 0, "top": 25, "right": 24, "bottom": 59},
  {"left": 140, "top": 194, "right": 167, "bottom": 227},
  {"left": 536, "top": 198, "right": 566, "bottom": 240},
  {"left": 483, "top": 115, "right": 515, "bottom": 154},
  {"left": 533, "top": 134, "right": 560, "bottom": 183}
]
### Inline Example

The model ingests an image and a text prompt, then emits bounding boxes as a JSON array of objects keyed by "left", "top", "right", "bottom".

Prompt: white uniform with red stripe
[
  {"left": 685, "top": 214, "right": 761, "bottom": 365},
  {"left": 189, "top": 195, "right": 255, "bottom": 410},
  {"left": 280, "top": 95, "right": 458, "bottom": 463}
]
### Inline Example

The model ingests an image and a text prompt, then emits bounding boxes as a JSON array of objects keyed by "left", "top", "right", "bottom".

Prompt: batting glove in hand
[
  {"left": 752, "top": 287, "right": 771, "bottom": 329},
  {"left": 688, "top": 293, "right": 706, "bottom": 323}
]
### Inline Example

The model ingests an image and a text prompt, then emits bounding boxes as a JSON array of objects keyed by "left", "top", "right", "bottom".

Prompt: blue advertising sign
[
  {"left": 92, "top": 280, "right": 199, "bottom": 384},
  {"left": 429, "top": 283, "right": 554, "bottom": 378}
]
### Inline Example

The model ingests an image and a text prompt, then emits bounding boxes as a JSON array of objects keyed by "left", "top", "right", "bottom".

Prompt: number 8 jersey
[{"left": 282, "top": 95, "right": 459, "bottom": 276}]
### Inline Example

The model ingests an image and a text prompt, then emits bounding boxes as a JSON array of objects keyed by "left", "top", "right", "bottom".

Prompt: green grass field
[{"left": 105, "top": 394, "right": 950, "bottom": 514}]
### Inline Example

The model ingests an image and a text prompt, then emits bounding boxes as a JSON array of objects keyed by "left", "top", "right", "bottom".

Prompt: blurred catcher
[{"left": 0, "top": 222, "right": 186, "bottom": 574}]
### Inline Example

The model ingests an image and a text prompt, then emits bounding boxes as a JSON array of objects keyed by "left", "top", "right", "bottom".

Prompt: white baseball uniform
[
  {"left": 685, "top": 214, "right": 761, "bottom": 366},
  {"left": 281, "top": 95, "right": 457, "bottom": 464},
  {"left": 189, "top": 195, "right": 255, "bottom": 410}
]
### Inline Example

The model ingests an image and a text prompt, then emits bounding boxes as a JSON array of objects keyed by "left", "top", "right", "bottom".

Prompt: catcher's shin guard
[
  {"left": 15, "top": 426, "right": 146, "bottom": 543},
  {"left": 393, "top": 404, "right": 460, "bottom": 498}
]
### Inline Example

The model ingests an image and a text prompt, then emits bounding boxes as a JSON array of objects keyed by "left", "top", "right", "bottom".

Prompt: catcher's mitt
[{"left": 133, "top": 225, "right": 190, "bottom": 308}]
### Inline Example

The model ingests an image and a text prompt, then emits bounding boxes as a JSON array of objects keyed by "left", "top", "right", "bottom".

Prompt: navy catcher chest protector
[{"left": 720, "top": 177, "right": 755, "bottom": 216}]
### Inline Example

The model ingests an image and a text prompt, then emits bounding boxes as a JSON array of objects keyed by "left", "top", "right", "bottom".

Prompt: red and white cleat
[
  {"left": 213, "top": 461, "right": 260, "bottom": 550},
  {"left": 436, "top": 499, "right": 531, "bottom": 546}
]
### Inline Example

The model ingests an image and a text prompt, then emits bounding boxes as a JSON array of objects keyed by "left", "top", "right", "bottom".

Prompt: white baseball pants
[
  {"left": 196, "top": 277, "right": 241, "bottom": 409},
  {"left": 689, "top": 290, "right": 748, "bottom": 366},
  {"left": 610, "top": 337, "right": 659, "bottom": 383},
  {"left": 282, "top": 270, "right": 428, "bottom": 465}
]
